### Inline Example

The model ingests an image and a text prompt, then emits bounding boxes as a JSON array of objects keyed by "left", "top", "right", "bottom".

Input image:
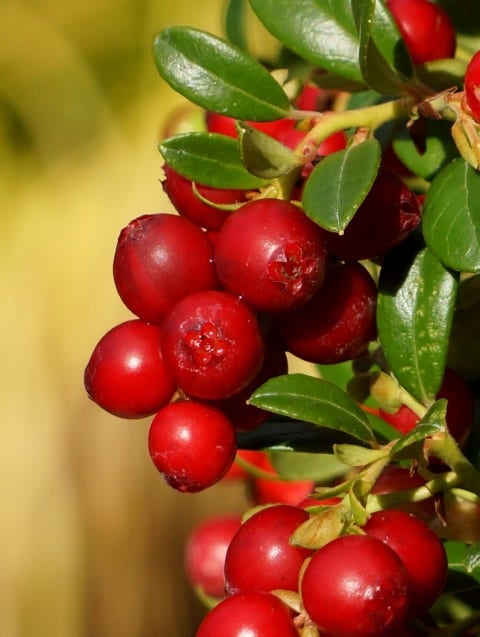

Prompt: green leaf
[
  {"left": 159, "top": 132, "right": 268, "bottom": 189},
  {"left": 444, "top": 540, "right": 480, "bottom": 593},
  {"left": 378, "top": 243, "right": 459, "bottom": 403},
  {"left": 248, "top": 0, "right": 364, "bottom": 84},
  {"left": 392, "top": 120, "right": 458, "bottom": 181},
  {"left": 224, "top": 0, "right": 249, "bottom": 51},
  {"left": 351, "top": 0, "right": 412, "bottom": 95},
  {"left": 269, "top": 450, "right": 347, "bottom": 482},
  {"left": 237, "top": 121, "right": 304, "bottom": 179},
  {"left": 302, "top": 138, "right": 381, "bottom": 233},
  {"left": 152, "top": 26, "right": 290, "bottom": 121},
  {"left": 423, "top": 158, "right": 480, "bottom": 273},
  {"left": 249, "top": 373, "right": 376, "bottom": 445}
]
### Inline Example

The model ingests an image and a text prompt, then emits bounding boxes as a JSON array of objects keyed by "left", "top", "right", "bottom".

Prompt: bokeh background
[{"left": 0, "top": 1, "right": 269, "bottom": 635}]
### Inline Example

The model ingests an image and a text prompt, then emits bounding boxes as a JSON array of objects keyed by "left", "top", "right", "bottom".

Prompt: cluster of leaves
[{"left": 152, "top": 0, "right": 480, "bottom": 625}]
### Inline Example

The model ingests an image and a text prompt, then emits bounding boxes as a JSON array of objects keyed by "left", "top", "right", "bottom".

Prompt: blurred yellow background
[{"left": 0, "top": 1, "right": 261, "bottom": 635}]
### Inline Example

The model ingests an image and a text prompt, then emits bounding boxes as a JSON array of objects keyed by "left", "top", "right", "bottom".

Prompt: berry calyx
[
  {"left": 161, "top": 290, "right": 265, "bottom": 400},
  {"left": 215, "top": 198, "right": 327, "bottom": 312},
  {"left": 148, "top": 400, "right": 236, "bottom": 492}
]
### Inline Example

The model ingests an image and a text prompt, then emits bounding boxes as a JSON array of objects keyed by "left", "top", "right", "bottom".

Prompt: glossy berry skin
[
  {"left": 161, "top": 290, "right": 265, "bottom": 400},
  {"left": 184, "top": 515, "right": 242, "bottom": 598},
  {"left": 301, "top": 534, "right": 410, "bottom": 637},
  {"left": 215, "top": 199, "right": 327, "bottom": 312},
  {"left": 274, "top": 261, "right": 377, "bottom": 364},
  {"left": 325, "top": 169, "right": 421, "bottom": 261},
  {"left": 464, "top": 50, "right": 480, "bottom": 122},
  {"left": 386, "top": 0, "right": 456, "bottom": 66},
  {"left": 148, "top": 400, "right": 236, "bottom": 492},
  {"left": 162, "top": 164, "right": 248, "bottom": 230},
  {"left": 379, "top": 367, "right": 474, "bottom": 446},
  {"left": 205, "top": 111, "right": 291, "bottom": 140},
  {"left": 364, "top": 510, "right": 448, "bottom": 615},
  {"left": 224, "top": 504, "right": 312, "bottom": 595},
  {"left": 195, "top": 590, "right": 298, "bottom": 637},
  {"left": 84, "top": 319, "right": 176, "bottom": 419},
  {"left": 113, "top": 213, "right": 216, "bottom": 324}
]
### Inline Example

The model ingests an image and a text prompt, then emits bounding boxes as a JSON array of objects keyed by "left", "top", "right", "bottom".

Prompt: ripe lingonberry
[
  {"left": 161, "top": 289, "right": 265, "bottom": 400},
  {"left": 464, "top": 50, "right": 480, "bottom": 122},
  {"left": 84, "top": 319, "right": 176, "bottom": 419},
  {"left": 386, "top": 0, "right": 456, "bottom": 66},
  {"left": 249, "top": 454, "right": 315, "bottom": 506},
  {"left": 113, "top": 213, "right": 216, "bottom": 324},
  {"left": 195, "top": 590, "right": 299, "bottom": 637},
  {"left": 162, "top": 164, "right": 249, "bottom": 230},
  {"left": 184, "top": 515, "right": 242, "bottom": 598},
  {"left": 273, "top": 261, "right": 377, "bottom": 364},
  {"left": 215, "top": 198, "right": 327, "bottom": 312},
  {"left": 363, "top": 510, "right": 448, "bottom": 615},
  {"left": 325, "top": 169, "right": 421, "bottom": 261},
  {"left": 205, "top": 111, "right": 291, "bottom": 139},
  {"left": 301, "top": 534, "right": 410, "bottom": 637},
  {"left": 148, "top": 400, "right": 236, "bottom": 492},
  {"left": 371, "top": 465, "right": 436, "bottom": 521},
  {"left": 379, "top": 367, "right": 474, "bottom": 446},
  {"left": 224, "top": 504, "right": 312, "bottom": 595}
]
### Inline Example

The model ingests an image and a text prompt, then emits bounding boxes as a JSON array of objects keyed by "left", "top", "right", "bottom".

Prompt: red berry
[
  {"left": 162, "top": 164, "right": 248, "bottom": 230},
  {"left": 274, "top": 261, "right": 377, "bottom": 364},
  {"left": 84, "top": 319, "right": 176, "bottom": 419},
  {"left": 224, "top": 504, "right": 312, "bottom": 595},
  {"left": 379, "top": 368, "right": 474, "bottom": 446},
  {"left": 223, "top": 449, "right": 268, "bottom": 481},
  {"left": 184, "top": 515, "right": 242, "bottom": 598},
  {"left": 371, "top": 465, "right": 436, "bottom": 521},
  {"left": 148, "top": 400, "right": 236, "bottom": 492},
  {"left": 250, "top": 454, "right": 314, "bottom": 506},
  {"left": 205, "top": 111, "right": 291, "bottom": 139},
  {"left": 161, "top": 290, "right": 265, "bottom": 400},
  {"left": 325, "top": 169, "right": 421, "bottom": 261},
  {"left": 363, "top": 510, "right": 448, "bottom": 614},
  {"left": 113, "top": 213, "right": 216, "bottom": 324},
  {"left": 464, "top": 50, "right": 480, "bottom": 122},
  {"left": 215, "top": 199, "right": 327, "bottom": 312},
  {"left": 195, "top": 590, "right": 298, "bottom": 637},
  {"left": 386, "top": 0, "right": 456, "bottom": 66},
  {"left": 301, "top": 534, "right": 410, "bottom": 637}
]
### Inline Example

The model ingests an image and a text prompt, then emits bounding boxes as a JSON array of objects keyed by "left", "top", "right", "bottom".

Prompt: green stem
[
  {"left": 426, "top": 432, "right": 480, "bottom": 496},
  {"left": 293, "top": 96, "right": 415, "bottom": 160}
]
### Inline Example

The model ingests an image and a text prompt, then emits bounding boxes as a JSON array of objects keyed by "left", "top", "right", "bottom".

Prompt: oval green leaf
[
  {"left": 378, "top": 243, "right": 459, "bottom": 403},
  {"left": 423, "top": 158, "right": 480, "bottom": 273},
  {"left": 391, "top": 399, "right": 447, "bottom": 457},
  {"left": 152, "top": 26, "right": 290, "bottom": 121},
  {"left": 269, "top": 450, "right": 347, "bottom": 482},
  {"left": 444, "top": 541, "right": 480, "bottom": 593},
  {"left": 248, "top": 0, "right": 364, "bottom": 84},
  {"left": 249, "top": 373, "right": 376, "bottom": 445},
  {"left": 352, "top": 0, "right": 412, "bottom": 94},
  {"left": 237, "top": 121, "right": 304, "bottom": 179},
  {"left": 224, "top": 0, "right": 249, "bottom": 51},
  {"left": 159, "top": 132, "right": 268, "bottom": 189},
  {"left": 302, "top": 138, "right": 381, "bottom": 233}
]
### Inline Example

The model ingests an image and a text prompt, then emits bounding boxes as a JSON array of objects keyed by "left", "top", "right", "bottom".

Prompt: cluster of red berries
[
  {"left": 83, "top": 83, "right": 426, "bottom": 491},
  {"left": 187, "top": 502, "right": 448, "bottom": 637}
]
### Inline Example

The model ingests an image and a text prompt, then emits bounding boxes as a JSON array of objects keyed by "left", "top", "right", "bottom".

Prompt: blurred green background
[{"left": 0, "top": 1, "right": 256, "bottom": 635}]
